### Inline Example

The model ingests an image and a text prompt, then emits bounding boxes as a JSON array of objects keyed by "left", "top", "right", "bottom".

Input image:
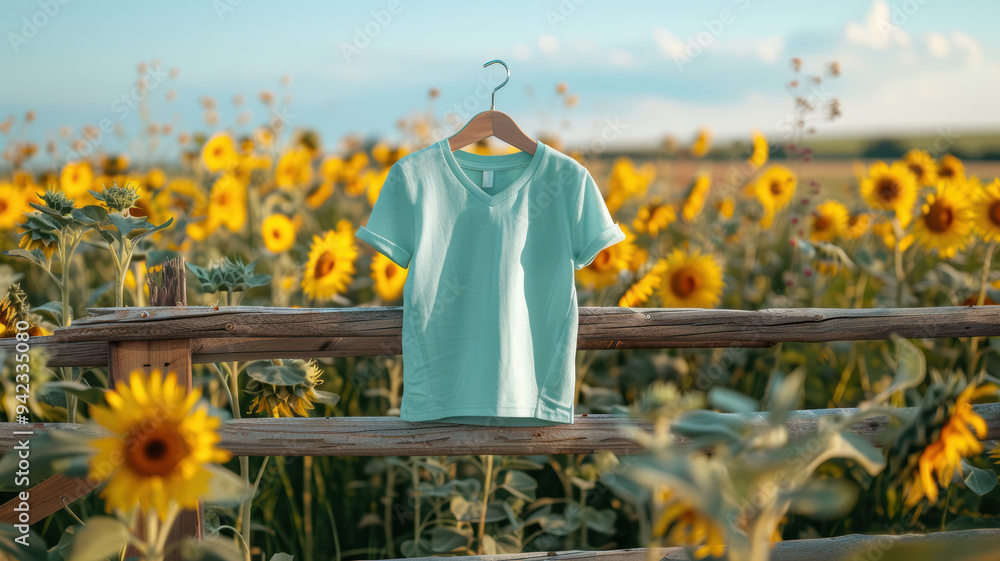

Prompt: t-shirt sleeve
[
  {"left": 355, "top": 163, "right": 415, "bottom": 269},
  {"left": 571, "top": 170, "right": 626, "bottom": 270}
]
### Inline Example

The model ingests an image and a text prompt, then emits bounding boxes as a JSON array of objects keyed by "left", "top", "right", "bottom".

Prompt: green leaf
[
  {"left": 40, "top": 381, "right": 106, "bottom": 406},
  {"left": 583, "top": 506, "right": 616, "bottom": 534},
  {"left": 865, "top": 335, "right": 925, "bottom": 407},
  {"left": 786, "top": 480, "right": 859, "bottom": 517},
  {"left": 0, "top": 522, "right": 47, "bottom": 561},
  {"left": 5, "top": 249, "right": 49, "bottom": 270},
  {"left": 67, "top": 516, "right": 129, "bottom": 561},
  {"left": 400, "top": 538, "right": 433, "bottom": 558},
  {"left": 176, "top": 535, "right": 245, "bottom": 561},
  {"left": 200, "top": 464, "right": 250, "bottom": 506},
  {"left": 244, "top": 362, "right": 311, "bottom": 387},
  {"left": 708, "top": 387, "right": 759, "bottom": 413},
  {"left": 312, "top": 390, "right": 340, "bottom": 407},
  {"left": 0, "top": 429, "right": 97, "bottom": 490},
  {"left": 130, "top": 216, "right": 174, "bottom": 243},
  {"left": 963, "top": 463, "right": 998, "bottom": 496},
  {"left": 71, "top": 205, "right": 108, "bottom": 226},
  {"left": 429, "top": 527, "right": 469, "bottom": 553},
  {"left": 31, "top": 301, "right": 63, "bottom": 325},
  {"left": 501, "top": 470, "right": 538, "bottom": 501}
]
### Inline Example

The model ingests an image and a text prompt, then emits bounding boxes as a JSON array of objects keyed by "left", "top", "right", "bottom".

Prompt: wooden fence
[{"left": 1, "top": 257, "right": 1000, "bottom": 560}]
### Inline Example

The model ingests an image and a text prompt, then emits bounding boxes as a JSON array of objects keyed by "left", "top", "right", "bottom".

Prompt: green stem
[
  {"left": 412, "top": 459, "right": 422, "bottom": 546},
  {"left": 477, "top": 455, "right": 493, "bottom": 555},
  {"left": 383, "top": 463, "right": 395, "bottom": 558},
  {"left": 892, "top": 216, "right": 904, "bottom": 308},
  {"left": 970, "top": 240, "right": 997, "bottom": 374},
  {"left": 304, "top": 456, "right": 313, "bottom": 561}
]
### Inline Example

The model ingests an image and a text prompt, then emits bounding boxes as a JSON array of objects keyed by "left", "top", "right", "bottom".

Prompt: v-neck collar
[{"left": 438, "top": 139, "right": 546, "bottom": 206}]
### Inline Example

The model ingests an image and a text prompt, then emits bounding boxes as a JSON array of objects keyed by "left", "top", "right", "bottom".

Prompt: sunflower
[
  {"left": 844, "top": 212, "right": 871, "bottom": 239},
  {"left": 201, "top": 133, "right": 239, "bottom": 173},
  {"left": 715, "top": 197, "right": 735, "bottom": 220},
  {"left": 657, "top": 248, "right": 724, "bottom": 308},
  {"left": 276, "top": 147, "right": 313, "bottom": 189},
  {"left": 971, "top": 178, "right": 1000, "bottom": 242},
  {"left": 207, "top": 173, "right": 247, "bottom": 233},
  {"left": 904, "top": 382, "right": 998, "bottom": 507},
  {"left": 902, "top": 149, "right": 937, "bottom": 186},
  {"left": 366, "top": 168, "right": 391, "bottom": 207},
  {"left": 59, "top": 161, "right": 94, "bottom": 199},
  {"left": 936, "top": 154, "right": 965, "bottom": 186},
  {"left": 0, "top": 183, "right": 27, "bottom": 230},
  {"left": 575, "top": 225, "right": 637, "bottom": 290},
  {"left": 307, "top": 155, "right": 345, "bottom": 208},
  {"left": 690, "top": 128, "right": 713, "bottom": 158},
  {"left": 681, "top": 174, "right": 710, "bottom": 223},
  {"left": 246, "top": 359, "right": 327, "bottom": 418},
  {"left": 652, "top": 485, "right": 726, "bottom": 560},
  {"left": 0, "top": 283, "right": 49, "bottom": 337},
  {"left": 872, "top": 220, "right": 915, "bottom": 252},
  {"left": 860, "top": 161, "right": 917, "bottom": 215},
  {"left": 755, "top": 165, "right": 797, "bottom": 226},
  {"left": 628, "top": 246, "right": 649, "bottom": 273},
  {"left": 87, "top": 369, "right": 232, "bottom": 518},
  {"left": 632, "top": 197, "right": 676, "bottom": 236},
  {"left": 302, "top": 219, "right": 358, "bottom": 300},
  {"left": 748, "top": 129, "right": 768, "bottom": 170},
  {"left": 911, "top": 183, "right": 974, "bottom": 258},
  {"left": 809, "top": 200, "right": 849, "bottom": 242},
  {"left": 371, "top": 252, "right": 408, "bottom": 301},
  {"left": 261, "top": 214, "right": 296, "bottom": 253},
  {"left": 619, "top": 259, "right": 667, "bottom": 308},
  {"left": 608, "top": 158, "right": 655, "bottom": 202}
]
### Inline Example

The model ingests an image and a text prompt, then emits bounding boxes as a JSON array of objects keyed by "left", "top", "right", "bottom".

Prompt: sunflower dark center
[
  {"left": 315, "top": 252, "right": 336, "bottom": 277},
  {"left": 876, "top": 178, "right": 900, "bottom": 203},
  {"left": 939, "top": 166, "right": 956, "bottom": 179},
  {"left": 592, "top": 249, "right": 613, "bottom": 270},
  {"left": 125, "top": 424, "right": 189, "bottom": 477},
  {"left": 990, "top": 201, "right": 1000, "bottom": 227},
  {"left": 925, "top": 200, "right": 954, "bottom": 232},
  {"left": 769, "top": 180, "right": 783, "bottom": 196},
  {"left": 814, "top": 214, "right": 832, "bottom": 232},
  {"left": 671, "top": 267, "right": 699, "bottom": 298},
  {"left": 386, "top": 265, "right": 396, "bottom": 279}
]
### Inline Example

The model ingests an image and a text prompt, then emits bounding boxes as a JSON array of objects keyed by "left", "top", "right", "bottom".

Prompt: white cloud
[
  {"left": 609, "top": 48, "right": 633, "bottom": 66},
  {"left": 652, "top": 27, "right": 686, "bottom": 59},
  {"left": 753, "top": 35, "right": 784, "bottom": 64},
  {"left": 951, "top": 32, "right": 983, "bottom": 69},
  {"left": 925, "top": 32, "right": 949, "bottom": 58},
  {"left": 537, "top": 34, "right": 559, "bottom": 55},
  {"left": 844, "top": 0, "right": 910, "bottom": 50}
]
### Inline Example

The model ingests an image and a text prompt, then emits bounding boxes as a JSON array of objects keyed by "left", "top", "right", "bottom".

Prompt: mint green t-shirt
[{"left": 355, "top": 138, "right": 625, "bottom": 426}]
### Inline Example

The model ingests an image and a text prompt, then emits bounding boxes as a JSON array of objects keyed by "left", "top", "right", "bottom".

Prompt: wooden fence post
[{"left": 112, "top": 256, "right": 200, "bottom": 560}]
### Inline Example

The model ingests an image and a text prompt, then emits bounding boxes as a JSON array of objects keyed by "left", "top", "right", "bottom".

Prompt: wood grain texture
[
  {"left": 5, "top": 403, "right": 998, "bottom": 457},
  {"left": 45, "top": 305, "right": 1000, "bottom": 346},
  {"left": 399, "top": 528, "right": 1000, "bottom": 561}
]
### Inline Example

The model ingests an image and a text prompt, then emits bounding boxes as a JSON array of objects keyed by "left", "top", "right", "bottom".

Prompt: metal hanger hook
[{"left": 483, "top": 59, "right": 509, "bottom": 111}]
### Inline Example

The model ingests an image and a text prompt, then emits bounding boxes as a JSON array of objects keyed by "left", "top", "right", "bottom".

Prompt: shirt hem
[
  {"left": 356, "top": 225, "right": 412, "bottom": 269},
  {"left": 575, "top": 223, "right": 627, "bottom": 270},
  {"left": 400, "top": 404, "right": 574, "bottom": 426}
]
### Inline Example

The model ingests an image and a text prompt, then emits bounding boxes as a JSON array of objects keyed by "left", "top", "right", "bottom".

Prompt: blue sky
[{"left": 2, "top": 0, "right": 999, "bottom": 160}]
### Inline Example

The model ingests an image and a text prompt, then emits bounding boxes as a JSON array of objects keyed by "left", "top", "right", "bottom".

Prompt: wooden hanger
[{"left": 447, "top": 60, "right": 538, "bottom": 155}]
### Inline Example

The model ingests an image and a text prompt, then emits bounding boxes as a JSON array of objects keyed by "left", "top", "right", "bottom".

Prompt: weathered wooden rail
[{"left": 0, "top": 256, "right": 998, "bottom": 560}]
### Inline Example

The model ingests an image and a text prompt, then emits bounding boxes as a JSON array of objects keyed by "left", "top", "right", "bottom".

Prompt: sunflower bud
[
  {"left": 93, "top": 181, "right": 139, "bottom": 213},
  {"left": 40, "top": 189, "right": 75, "bottom": 216}
]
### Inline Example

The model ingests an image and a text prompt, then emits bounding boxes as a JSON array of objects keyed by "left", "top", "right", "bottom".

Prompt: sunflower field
[{"left": 2, "top": 57, "right": 1000, "bottom": 561}]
